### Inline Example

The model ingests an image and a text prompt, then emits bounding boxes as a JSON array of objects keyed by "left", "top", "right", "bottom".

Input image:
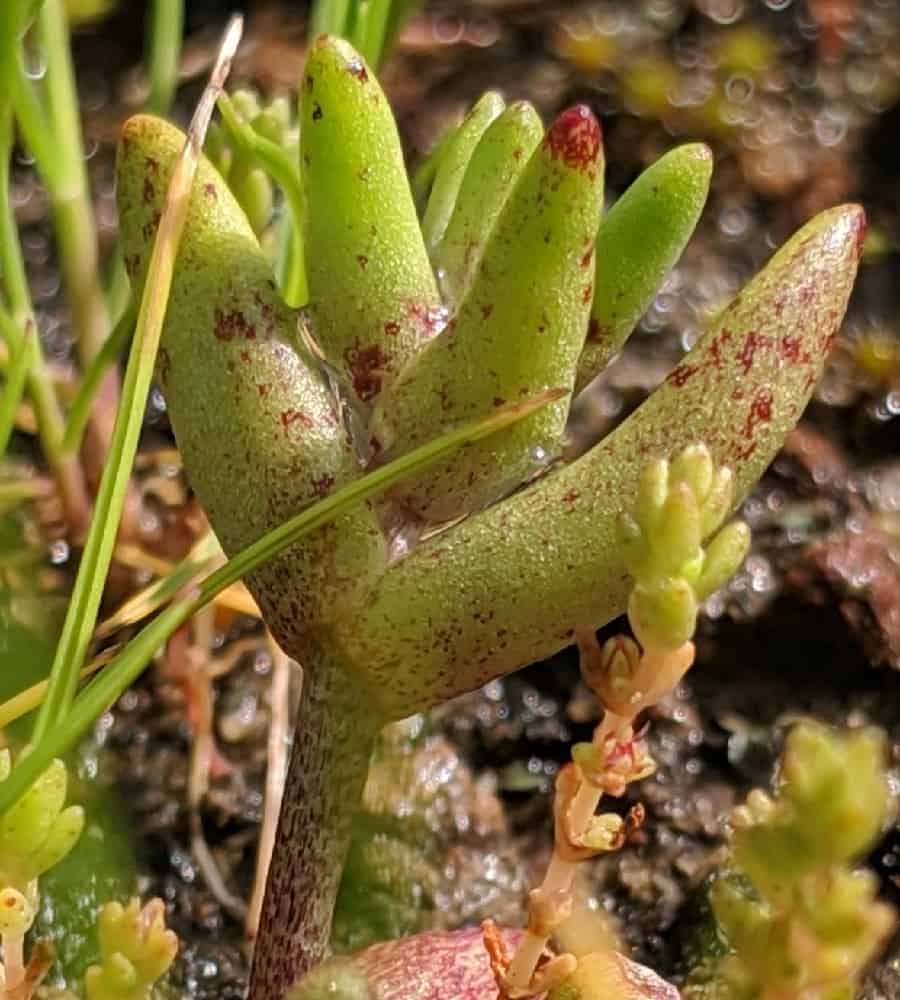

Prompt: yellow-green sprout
[
  {"left": 617, "top": 443, "right": 750, "bottom": 651},
  {"left": 0, "top": 752, "right": 84, "bottom": 934},
  {"left": 84, "top": 898, "right": 178, "bottom": 1000},
  {"left": 709, "top": 723, "right": 895, "bottom": 1000}
]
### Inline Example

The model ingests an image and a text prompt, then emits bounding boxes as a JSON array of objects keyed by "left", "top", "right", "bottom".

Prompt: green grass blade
[
  {"left": 61, "top": 298, "right": 136, "bottom": 454},
  {"left": 94, "top": 530, "right": 220, "bottom": 639},
  {"left": 146, "top": 0, "right": 184, "bottom": 115},
  {"left": 310, "top": 0, "right": 351, "bottom": 39},
  {"left": 0, "top": 389, "right": 563, "bottom": 815},
  {"left": 0, "top": 310, "right": 31, "bottom": 456},
  {"left": 0, "top": 108, "right": 89, "bottom": 530},
  {"left": 348, "top": 0, "right": 391, "bottom": 67},
  {"left": 0, "top": 655, "right": 111, "bottom": 731},
  {"left": 30, "top": 16, "right": 244, "bottom": 745}
]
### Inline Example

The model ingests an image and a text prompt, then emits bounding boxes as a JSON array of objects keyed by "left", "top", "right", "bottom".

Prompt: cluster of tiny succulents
[
  {"left": 112, "top": 24, "right": 870, "bottom": 997},
  {"left": 699, "top": 723, "right": 894, "bottom": 1000},
  {"left": 0, "top": 751, "right": 176, "bottom": 999},
  {"left": 83, "top": 898, "right": 178, "bottom": 1000},
  {"left": 0, "top": 753, "right": 83, "bottom": 997}
]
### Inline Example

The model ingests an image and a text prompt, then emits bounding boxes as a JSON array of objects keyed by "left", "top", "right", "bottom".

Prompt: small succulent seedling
[
  {"left": 704, "top": 723, "right": 894, "bottom": 1000},
  {"left": 489, "top": 444, "right": 748, "bottom": 998},
  {"left": 0, "top": 751, "right": 83, "bottom": 997},
  {"left": 115, "top": 31, "right": 865, "bottom": 997},
  {"left": 83, "top": 897, "right": 178, "bottom": 1000}
]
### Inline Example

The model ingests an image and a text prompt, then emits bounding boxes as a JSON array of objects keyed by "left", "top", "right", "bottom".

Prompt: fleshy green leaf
[
  {"left": 0, "top": 758, "right": 67, "bottom": 858},
  {"left": 372, "top": 105, "right": 605, "bottom": 522},
  {"left": 116, "top": 112, "right": 388, "bottom": 652},
  {"left": 432, "top": 100, "right": 544, "bottom": 305},
  {"left": 420, "top": 91, "right": 505, "bottom": 253},
  {"left": 0, "top": 391, "right": 561, "bottom": 816},
  {"left": 300, "top": 35, "right": 441, "bottom": 406},
  {"left": 22, "top": 804, "right": 84, "bottom": 881},
  {"left": 576, "top": 143, "right": 712, "bottom": 393}
]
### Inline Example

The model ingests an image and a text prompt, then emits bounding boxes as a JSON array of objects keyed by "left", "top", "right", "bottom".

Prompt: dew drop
[{"left": 49, "top": 539, "right": 69, "bottom": 565}]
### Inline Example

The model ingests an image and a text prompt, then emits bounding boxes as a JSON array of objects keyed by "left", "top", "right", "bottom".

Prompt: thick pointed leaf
[
  {"left": 432, "top": 100, "right": 544, "bottom": 305},
  {"left": 300, "top": 35, "right": 441, "bottom": 407},
  {"left": 420, "top": 91, "right": 505, "bottom": 253},
  {"left": 116, "top": 114, "right": 387, "bottom": 653},
  {"left": 576, "top": 143, "right": 712, "bottom": 393},
  {"left": 372, "top": 105, "right": 605, "bottom": 523},
  {"left": 337, "top": 205, "right": 864, "bottom": 718}
]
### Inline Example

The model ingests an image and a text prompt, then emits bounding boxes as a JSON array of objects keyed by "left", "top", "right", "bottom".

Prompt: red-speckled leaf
[
  {"left": 333, "top": 205, "right": 865, "bottom": 719},
  {"left": 116, "top": 114, "right": 387, "bottom": 654},
  {"left": 371, "top": 105, "right": 605, "bottom": 523}
]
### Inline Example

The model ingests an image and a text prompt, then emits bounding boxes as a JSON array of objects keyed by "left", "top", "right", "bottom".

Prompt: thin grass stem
[
  {"left": 0, "top": 309, "right": 32, "bottom": 456},
  {"left": 146, "top": 0, "right": 184, "bottom": 115},
  {"left": 34, "top": 0, "right": 111, "bottom": 368},
  {"left": 30, "top": 15, "right": 245, "bottom": 745},
  {"left": 0, "top": 110, "right": 89, "bottom": 530},
  {"left": 310, "top": 0, "right": 351, "bottom": 39},
  {"left": 62, "top": 299, "right": 136, "bottom": 454}
]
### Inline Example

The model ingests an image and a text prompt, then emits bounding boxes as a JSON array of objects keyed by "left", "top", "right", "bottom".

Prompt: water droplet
[
  {"left": 149, "top": 385, "right": 167, "bottom": 415},
  {"left": 49, "top": 539, "right": 69, "bottom": 565},
  {"left": 23, "top": 46, "right": 47, "bottom": 81},
  {"left": 719, "top": 205, "right": 750, "bottom": 237},
  {"left": 701, "top": 0, "right": 745, "bottom": 25},
  {"left": 725, "top": 74, "right": 754, "bottom": 104},
  {"left": 813, "top": 109, "right": 849, "bottom": 147},
  {"left": 432, "top": 15, "right": 465, "bottom": 45},
  {"left": 468, "top": 18, "right": 500, "bottom": 49}
]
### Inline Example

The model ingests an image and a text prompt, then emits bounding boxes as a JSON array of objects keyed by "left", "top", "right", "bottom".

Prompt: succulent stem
[{"left": 249, "top": 648, "right": 383, "bottom": 998}]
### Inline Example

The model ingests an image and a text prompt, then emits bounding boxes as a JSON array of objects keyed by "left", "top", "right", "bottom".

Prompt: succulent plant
[
  {"left": 0, "top": 753, "right": 83, "bottom": 933},
  {"left": 700, "top": 723, "right": 895, "bottom": 1000},
  {"left": 0, "top": 751, "right": 83, "bottom": 997},
  {"left": 115, "top": 31, "right": 865, "bottom": 996},
  {"left": 84, "top": 898, "right": 177, "bottom": 1000}
]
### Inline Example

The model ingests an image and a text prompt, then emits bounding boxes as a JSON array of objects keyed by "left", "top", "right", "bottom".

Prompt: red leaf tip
[{"left": 544, "top": 104, "right": 602, "bottom": 171}]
